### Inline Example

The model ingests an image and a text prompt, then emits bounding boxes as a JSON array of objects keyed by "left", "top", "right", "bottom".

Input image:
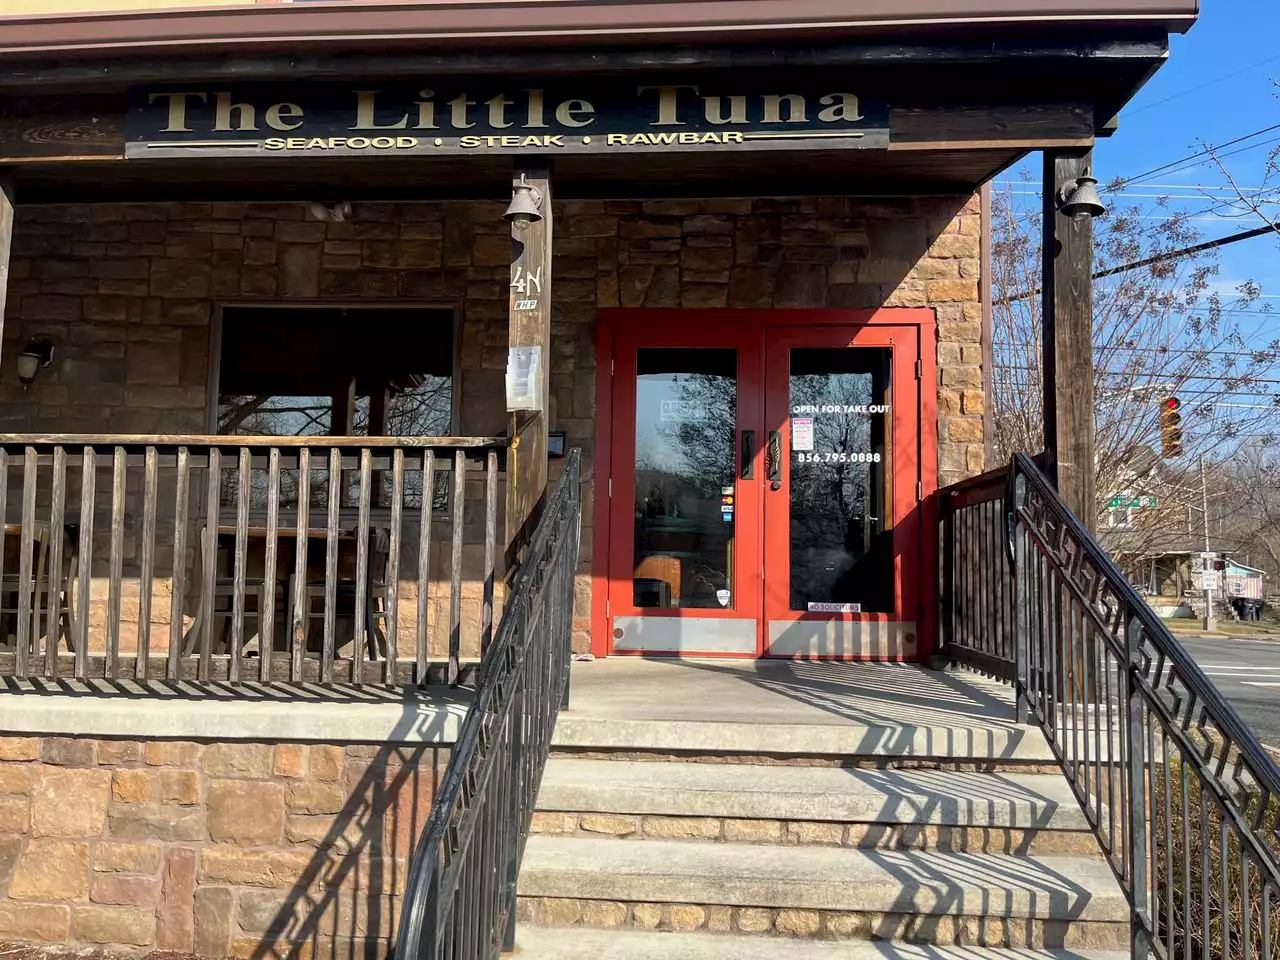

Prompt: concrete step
[
  {"left": 550, "top": 714, "right": 1055, "bottom": 764},
  {"left": 517, "top": 836, "right": 1128, "bottom": 948},
  {"left": 514, "top": 928, "right": 1131, "bottom": 960},
  {"left": 532, "top": 760, "right": 1098, "bottom": 854}
]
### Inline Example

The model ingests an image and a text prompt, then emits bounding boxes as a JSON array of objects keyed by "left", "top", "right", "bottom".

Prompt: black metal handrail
[
  {"left": 1002, "top": 451, "right": 1280, "bottom": 960},
  {"left": 395, "top": 448, "right": 581, "bottom": 960},
  {"left": 939, "top": 463, "right": 1017, "bottom": 680}
]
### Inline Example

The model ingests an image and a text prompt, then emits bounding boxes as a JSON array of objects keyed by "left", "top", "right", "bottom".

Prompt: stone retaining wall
[{"left": 0, "top": 733, "right": 443, "bottom": 957}]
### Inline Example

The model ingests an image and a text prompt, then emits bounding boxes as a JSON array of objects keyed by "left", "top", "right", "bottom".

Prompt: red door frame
[
  {"left": 603, "top": 313, "right": 765, "bottom": 656},
  {"left": 591, "top": 308, "right": 939, "bottom": 660},
  {"left": 762, "top": 324, "right": 922, "bottom": 657}
]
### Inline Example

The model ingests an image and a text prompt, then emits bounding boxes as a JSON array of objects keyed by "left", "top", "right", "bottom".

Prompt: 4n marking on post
[{"left": 511, "top": 265, "right": 543, "bottom": 296}]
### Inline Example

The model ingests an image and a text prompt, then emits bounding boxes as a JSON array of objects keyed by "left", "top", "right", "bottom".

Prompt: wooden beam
[
  {"left": 0, "top": 177, "right": 12, "bottom": 365},
  {"left": 1041, "top": 148, "right": 1097, "bottom": 530},
  {"left": 889, "top": 103, "right": 1094, "bottom": 151},
  {"left": 504, "top": 161, "right": 553, "bottom": 563}
]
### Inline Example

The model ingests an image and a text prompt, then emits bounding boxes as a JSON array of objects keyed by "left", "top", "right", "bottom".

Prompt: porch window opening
[
  {"left": 633, "top": 348, "right": 737, "bottom": 610},
  {"left": 788, "top": 347, "right": 894, "bottom": 614},
  {"left": 216, "top": 305, "right": 456, "bottom": 509}
]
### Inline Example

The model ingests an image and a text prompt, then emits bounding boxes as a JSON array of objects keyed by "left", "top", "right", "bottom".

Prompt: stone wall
[
  {"left": 0, "top": 733, "right": 441, "bottom": 957},
  {"left": 0, "top": 195, "right": 986, "bottom": 653}
]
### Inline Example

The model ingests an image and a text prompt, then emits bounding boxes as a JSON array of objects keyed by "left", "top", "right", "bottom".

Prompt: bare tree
[
  {"left": 1202, "top": 80, "right": 1280, "bottom": 239},
  {"left": 991, "top": 177, "right": 1280, "bottom": 559}
]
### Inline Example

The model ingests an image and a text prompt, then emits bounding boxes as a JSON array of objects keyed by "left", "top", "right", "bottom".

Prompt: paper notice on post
[{"left": 792, "top": 417, "right": 815, "bottom": 451}]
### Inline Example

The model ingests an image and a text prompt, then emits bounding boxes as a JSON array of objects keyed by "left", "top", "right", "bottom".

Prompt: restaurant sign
[{"left": 125, "top": 82, "right": 889, "bottom": 159}]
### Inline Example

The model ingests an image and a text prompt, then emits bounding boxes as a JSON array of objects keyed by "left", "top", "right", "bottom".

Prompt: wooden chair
[
  {"left": 0, "top": 522, "right": 76, "bottom": 655},
  {"left": 287, "top": 527, "right": 391, "bottom": 662}
]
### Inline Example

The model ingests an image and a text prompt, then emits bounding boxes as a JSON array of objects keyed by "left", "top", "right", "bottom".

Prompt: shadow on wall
[{"left": 246, "top": 693, "right": 452, "bottom": 960}]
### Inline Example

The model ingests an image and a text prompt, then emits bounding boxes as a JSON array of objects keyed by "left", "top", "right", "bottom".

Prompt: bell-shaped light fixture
[
  {"left": 1059, "top": 176, "right": 1106, "bottom": 219},
  {"left": 503, "top": 173, "right": 543, "bottom": 230},
  {"left": 16, "top": 337, "right": 55, "bottom": 387},
  {"left": 307, "top": 201, "right": 353, "bottom": 223}
]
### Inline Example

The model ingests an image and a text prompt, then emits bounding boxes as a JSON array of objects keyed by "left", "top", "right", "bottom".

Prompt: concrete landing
[
  {"left": 519, "top": 835, "right": 1128, "bottom": 921},
  {"left": 514, "top": 929, "right": 1129, "bottom": 960},
  {"left": 537, "top": 760, "right": 1090, "bottom": 830},
  {"left": 554, "top": 660, "right": 1052, "bottom": 760}
]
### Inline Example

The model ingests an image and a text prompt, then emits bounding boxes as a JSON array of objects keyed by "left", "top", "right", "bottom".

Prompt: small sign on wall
[{"left": 506, "top": 345, "right": 543, "bottom": 411}]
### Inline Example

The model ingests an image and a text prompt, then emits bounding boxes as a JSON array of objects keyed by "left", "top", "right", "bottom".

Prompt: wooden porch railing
[{"left": 0, "top": 434, "right": 506, "bottom": 688}]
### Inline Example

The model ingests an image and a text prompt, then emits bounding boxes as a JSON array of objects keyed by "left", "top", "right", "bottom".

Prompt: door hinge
[
  {"left": 606, "top": 600, "right": 612, "bottom": 616},
  {"left": 916, "top": 480, "right": 923, "bottom": 501},
  {"left": 611, "top": 358, "right": 615, "bottom": 375},
  {"left": 608, "top": 478, "right": 612, "bottom": 498},
  {"left": 914, "top": 358, "right": 923, "bottom": 380}
]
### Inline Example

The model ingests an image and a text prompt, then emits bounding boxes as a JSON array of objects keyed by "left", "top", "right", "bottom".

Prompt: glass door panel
[
  {"left": 633, "top": 348, "right": 738, "bottom": 610},
  {"left": 788, "top": 348, "right": 894, "bottom": 613},
  {"left": 763, "top": 326, "right": 921, "bottom": 660}
]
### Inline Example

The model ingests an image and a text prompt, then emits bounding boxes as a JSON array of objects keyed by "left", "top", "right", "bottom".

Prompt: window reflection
[
  {"left": 788, "top": 348, "right": 893, "bottom": 613},
  {"left": 633, "top": 349, "right": 737, "bottom": 609}
]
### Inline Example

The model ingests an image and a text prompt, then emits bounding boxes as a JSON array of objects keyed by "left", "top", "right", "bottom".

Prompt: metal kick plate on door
[{"left": 613, "top": 616, "right": 756, "bottom": 654}]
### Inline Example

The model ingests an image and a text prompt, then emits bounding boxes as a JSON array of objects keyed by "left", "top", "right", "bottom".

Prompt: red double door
[{"left": 595, "top": 309, "right": 937, "bottom": 660}]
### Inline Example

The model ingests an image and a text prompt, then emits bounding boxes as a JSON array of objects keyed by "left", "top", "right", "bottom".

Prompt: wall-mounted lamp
[
  {"left": 1058, "top": 176, "right": 1106, "bottom": 219},
  {"left": 503, "top": 173, "right": 543, "bottom": 230},
  {"left": 307, "top": 201, "right": 352, "bottom": 223},
  {"left": 16, "top": 338, "right": 55, "bottom": 387}
]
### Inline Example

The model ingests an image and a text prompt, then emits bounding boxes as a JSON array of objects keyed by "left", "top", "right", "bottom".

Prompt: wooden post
[
  {"left": 1041, "top": 148, "right": 1097, "bottom": 531},
  {"left": 504, "top": 161, "right": 553, "bottom": 562},
  {"left": 0, "top": 178, "right": 13, "bottom": 363}
]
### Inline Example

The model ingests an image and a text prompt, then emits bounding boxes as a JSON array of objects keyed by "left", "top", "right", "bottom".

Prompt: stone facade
[
  {"left": 0, "top": 733, "right": 441, "bottom": 957},
  {"left": 0, "top": 195, "right": 986, "bottom": 653}
]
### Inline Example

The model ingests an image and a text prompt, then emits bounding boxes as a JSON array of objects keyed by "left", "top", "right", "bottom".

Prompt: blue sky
[{"left": 1002, "top": 0, "right": 1280, "bottom": 343}]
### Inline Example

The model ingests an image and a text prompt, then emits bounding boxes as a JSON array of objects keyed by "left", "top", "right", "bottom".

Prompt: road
[{"left": 1180, "top": 635, "right": 1280, "bottom": 748}]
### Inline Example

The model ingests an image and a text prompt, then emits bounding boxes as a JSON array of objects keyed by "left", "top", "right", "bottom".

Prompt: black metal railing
[
  {"left": 0, "top": 434, "right": 505, "bottom": 687},
  {"left": 939, "top": 463, "right": 1017, "bottom": 680},
  {"left": 395, "top": 448, "right": 581, "bottom": 960},
  {"left": 942, "top": 452, "right": 1280, "bottom": 960}
]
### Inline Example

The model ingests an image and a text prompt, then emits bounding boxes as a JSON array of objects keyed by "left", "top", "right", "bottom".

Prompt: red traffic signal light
[{"left": 1159, "top": 396, "right": 1183, "bottom": 459}]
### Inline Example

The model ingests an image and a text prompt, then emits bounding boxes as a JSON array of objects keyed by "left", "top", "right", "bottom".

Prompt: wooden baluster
[
  {"left": 75, "top": 448, "right": 96, "bottom": 680},
  {"left": 416, "top": 451, "right": 434, "bottom": 684},
  {"left": 386, "top": 448, "right": 404, "bottom": 685},
  {"left": 46, "top": 447, "right": 66, "bottom": 679},
  {"left": 449, "top": 450, "right": 465, "bottom": 686},
  {"left": 261, "top": 447, "right": 280, "bottom": 684},
  {"left": 353, "top": 448, "right": 371, "bottom": 686},
  {"left": 482, "top": 449, "right": 498, "bottom": 657},
  {"left": 105, "top": 447, "right": 126, "bottom": 680},
  {"left": 15, "top": 447, "right": 37, "bottom": 678},
  {"left": 322, "top": 448, "right": 340, "bottom": 685},
  {"left": 198, "top": 449, "right": 220, "bottom": 682},
  {"left": 291, "top": 449, "right": 310, "bottom": 683},
  {"left": 136, "top": 447, "right": 157, "bottom": 681},
  {"left": 168, "top": 448, "right": 189, "bottom": 682},
  {"left": 230, "top": 447, "right": 250, "bottom": 684}
]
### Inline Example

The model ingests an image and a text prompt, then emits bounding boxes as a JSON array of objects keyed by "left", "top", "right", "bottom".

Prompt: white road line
[{"left": 1242, "top": 682, "right": 1280, "bottom": 688}]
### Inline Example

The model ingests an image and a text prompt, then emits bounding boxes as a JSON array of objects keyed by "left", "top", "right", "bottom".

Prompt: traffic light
[
  {"left": 1159, "top": 397, "right": 1183, "bottom": 459},
  {"left": 1212, "top": 559, "right": 1226, "bottom": 572}
]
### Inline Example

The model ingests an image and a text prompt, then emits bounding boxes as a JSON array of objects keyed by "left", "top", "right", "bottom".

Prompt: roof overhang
[{"left": 0, "top": 0, "right": 1199, "bottom": 57}]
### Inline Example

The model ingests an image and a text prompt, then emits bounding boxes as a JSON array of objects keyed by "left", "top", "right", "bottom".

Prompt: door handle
[
  {"left": 766, "top": 430, "right": 782, "bottom": 491},
  {"left": 740, "top": 430, "right": 754, "bottom": 480}
]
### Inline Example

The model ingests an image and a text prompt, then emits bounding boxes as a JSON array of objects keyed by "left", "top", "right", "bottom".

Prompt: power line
[
  {"left": 1005, "top": 223, "right": 1280, "bottom": 301},
  {"left": 1123, "top": 53, "right": 1280, "bottom": 118}
]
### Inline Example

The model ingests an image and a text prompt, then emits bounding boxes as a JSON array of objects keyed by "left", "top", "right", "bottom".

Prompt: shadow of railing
[{"left": 247, "top": 691, "right": 457, "bottom": 960}]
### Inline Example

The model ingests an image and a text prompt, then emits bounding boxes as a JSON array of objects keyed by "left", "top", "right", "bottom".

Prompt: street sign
[
  {"left": 1107, "top": 494, "right": 1158, "bottom": 509},
  {"left": 1202, "top": 571, "right": 1221, "bottom": 590}
]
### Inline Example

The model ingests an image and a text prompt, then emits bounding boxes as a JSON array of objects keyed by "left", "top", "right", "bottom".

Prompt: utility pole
[{"left": 1201, "top": 455, "right": 1216, "bottom": 632}]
